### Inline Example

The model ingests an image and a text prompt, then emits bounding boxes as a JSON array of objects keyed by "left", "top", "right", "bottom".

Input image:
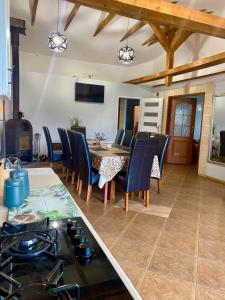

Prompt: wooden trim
[
  {"left": 149, "top": 23, "right": 169, "bottom": 52},
  {"left": 125, "top": 51, "right": 225, "bottom": 84},
  {"left": 66, "top": 0, "right": 225, "bottom": 39},
  {"left": 153, "top": 69, "right": 225, "bottom": 87},
  {"left": 29, "top": 0, "right": 38, "bottom": 26},
  {"left": 120, "top": 20, "right": 146, "bottom": 42},
  {"left": 64, "top": 3, "right": 81, "bottom": 31},
  {"left": 93, "top": 12, "right": 115, "bottom": 37}
]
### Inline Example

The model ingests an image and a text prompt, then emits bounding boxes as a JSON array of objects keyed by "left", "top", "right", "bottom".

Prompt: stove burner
[
  {"left": 7, "top": 283, "right": 79, "bottom": 300},
  {"left": 1, "top": 230, "right": 58, "bottom": 261}
]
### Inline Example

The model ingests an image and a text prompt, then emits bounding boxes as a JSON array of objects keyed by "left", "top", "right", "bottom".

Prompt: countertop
[{"left": 0, "top": 168, "right": 142, "bottom": 300}]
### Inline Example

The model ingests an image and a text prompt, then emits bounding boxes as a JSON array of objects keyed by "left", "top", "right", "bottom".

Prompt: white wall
[{"left": 19, "top": 52, "right": 152, "bottom": 153}]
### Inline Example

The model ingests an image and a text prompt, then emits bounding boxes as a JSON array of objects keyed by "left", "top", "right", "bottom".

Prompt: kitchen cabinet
[{"left": 0, "top": 0, "right": 12, "bottom": 100}]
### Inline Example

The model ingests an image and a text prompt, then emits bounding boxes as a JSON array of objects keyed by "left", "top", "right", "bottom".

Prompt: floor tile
[{"left": 196, "top": 285, "right": 225, "bottom": 300}]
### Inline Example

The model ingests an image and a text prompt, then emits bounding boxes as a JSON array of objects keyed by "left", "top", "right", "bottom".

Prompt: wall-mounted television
[{"left": 75, "top": 82, "right": 104, "bottom": 103}]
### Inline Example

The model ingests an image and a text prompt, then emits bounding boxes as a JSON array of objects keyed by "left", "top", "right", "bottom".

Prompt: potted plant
[{"left": 71, "top": 117, "right": 86, "bottom": 135}]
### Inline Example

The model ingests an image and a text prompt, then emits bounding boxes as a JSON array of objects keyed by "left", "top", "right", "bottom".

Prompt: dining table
[{"left": 88, "top": 141, "right": 160, "bottom": 204}]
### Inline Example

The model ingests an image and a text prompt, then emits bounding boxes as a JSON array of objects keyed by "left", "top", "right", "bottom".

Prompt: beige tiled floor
[{"left": 59, "top": 164, "right": 225, "bottom": 300}]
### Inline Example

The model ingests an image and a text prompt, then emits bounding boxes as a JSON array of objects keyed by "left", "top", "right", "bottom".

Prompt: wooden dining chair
[
  {"left": 67, "top": 130, "right": 80, "bottom": 187},
  {"left": 57, "top": 128, "right": 72, "bottom": 180},
  {"left": 77, "top": 132, "right": 99, "bottom": 202},
  {"left": 116, "top": 138, "right": 157, "bottom": 211},
  {"left": 150, "top": 134, "right": 170, "bottom": 193},
  {"left": 42, "top": 126, "right": 62, "bottom": 168}
]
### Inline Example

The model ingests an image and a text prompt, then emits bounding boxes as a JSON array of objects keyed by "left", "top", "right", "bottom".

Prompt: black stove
[{"left": 0, "top": 218, "right": 134, "bottom": 300}]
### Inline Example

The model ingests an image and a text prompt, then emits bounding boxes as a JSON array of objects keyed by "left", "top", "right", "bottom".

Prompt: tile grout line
[{"left": 136, "top": 168, "right": 190, "bottom": 292}]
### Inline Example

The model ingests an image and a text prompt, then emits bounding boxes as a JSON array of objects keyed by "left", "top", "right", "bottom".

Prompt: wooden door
[
  {"left": 132, "top": 105, "right": 140, "bottom": 131},
  {"left": 139, "top": 98, "right": 164, "bottom": 133},
  {"left": 167, "top": 98, "right": 196, "bottom": 164}
]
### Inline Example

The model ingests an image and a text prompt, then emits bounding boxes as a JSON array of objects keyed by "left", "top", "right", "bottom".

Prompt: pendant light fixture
[
  {"left": 118, "top": 18, "right": 136, "bottom": 64},
  {"left": 48, "top": 0, "right": 68, "bottom": 53}
]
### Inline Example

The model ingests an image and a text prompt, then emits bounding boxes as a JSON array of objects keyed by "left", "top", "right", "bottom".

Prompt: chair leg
[
  {"left": 145, "top": 190, "right": 150, "bottom": 207},
  {"left": 131, "top": 192, "right": 134, "bottom": 198},
  {"left": 62, "top": 167, "right": 66, "bottom": 175},
  {"left": 124, "top": 192, "right": 129, "bottom": 212},
  {"left": 86, "top": 185, "right": 92, "bottom": 202},
  {"left": 71, "top": 172, "right": 75, "bottom": 185},
  {"left": 110, "top": 180, "right": 115, "bottom": 201},
  {"left": 77, "top": 177, "right": 80, "bottom": 192},
  {"left": 157, "top": 179, "right": 160, "bottom": 193},
  {"left": 138, "top": 191, "right": 144, "bottom": 199},
  {"left": 50, "top": 163, "right": 53, "bottom": 168},
  {"left": 66, "top": 169, "right": 69, "bottom": 181},
  {"left": 78, "top": 180, "right": 83, "bottom": 196},
  {"left": 104, "top": 182, "right": 109, "bottom": 205}
]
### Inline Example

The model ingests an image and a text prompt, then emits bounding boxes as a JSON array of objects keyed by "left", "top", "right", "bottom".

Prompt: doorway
[
  {"left": 118, "top": 98, "right": 140, "bottom": 130},
  {"left": 166, "top": 94, "right": 204, "bottom": 164}
]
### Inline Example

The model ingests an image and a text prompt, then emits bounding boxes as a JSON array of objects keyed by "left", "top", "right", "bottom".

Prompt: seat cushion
[
  {"left": 90, "top": 169, "right": 100, "bottom": 185},
  {"left": 53, "top": 151, "right": 62, "bottom": 162}
]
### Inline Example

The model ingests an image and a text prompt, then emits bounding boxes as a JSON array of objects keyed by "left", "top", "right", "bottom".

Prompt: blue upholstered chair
[
  {"left": 114, "top": 129, "right": 124, "bottom": 145},
  {"left": 117, "top": 138, "right": 157, "bottom": 211},
  {"left": 150, "top": 134, "right": 170, "bottom": 193},
  {"left": 67, "top": 130, "right": 80, "bottom": 186},
  {"left": 220, "top": 131, "right": 225, "bottom": 159},
  {"left": 57, "top": 128, "right": 72, "bottom": 180},
  {"left": 77, "top": 132, "right": 99, "bottom": 202},
  {"left": 136, "top": 131, "right": 151, "bottom": 139},
  {"left": 42, "top": 126, "right": 62, "bottom": 168},
  {"left": 121, "top": 130, "right": 134, "bottom": 147}
]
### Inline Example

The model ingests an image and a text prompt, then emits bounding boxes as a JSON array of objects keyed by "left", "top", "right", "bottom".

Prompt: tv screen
[{"left": 75, "top": 83, "right": 104, "bottom": 103}]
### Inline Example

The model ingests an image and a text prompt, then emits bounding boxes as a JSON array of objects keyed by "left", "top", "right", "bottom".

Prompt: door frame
[
  {"left": 166, "top": 93, "right": 205, "bottom": 167},
  {"left": 117, "top": 96, "right": 141, "bottom": 130}
]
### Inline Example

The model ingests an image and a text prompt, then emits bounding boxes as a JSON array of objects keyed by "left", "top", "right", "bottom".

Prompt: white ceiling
[{"left": 10, "top": 0, "right": 225, "bottom": 66}]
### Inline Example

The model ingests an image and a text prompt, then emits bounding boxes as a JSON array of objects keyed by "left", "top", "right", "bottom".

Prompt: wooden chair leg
[
  {"left": 66, "top": 169, "right": 69, "bottom": 181},
  {"left": 62, "top": 167, "right": 66, "bottom": 174},
  {"left": 124, "top": 192, "right": 129, "bottom": 212},
  {"left": 104, "top": 182, "right": 109, "bottom": 205},
  {"left": 131, "top": 192, "right": 134, "bottom": 198},
  {"left": 77, "top": 177, "right": 80, "bottom": 192},
  {"left": 86, "top": 185, "right": 92, "bottom": 202},
  {"left": 71, "top": 171, "right": 75, "bottom": 185},
  {"left": 145, "top": 190, "right": 150, "bottom": 207},
  {"left": 78, "top": 180, "right": 83, "bottom": 195},
  {"left": 50, "top": 163, "right": 53, "bottom": 168},
  {"left": 138, "top": 191, "right": 144, "bottom": 199},
  {"left": 110, "top": 180, "right": 115, "bottom": 201},
  {"left": 157, "top": 179, "right": 160, "bottom": 193}
]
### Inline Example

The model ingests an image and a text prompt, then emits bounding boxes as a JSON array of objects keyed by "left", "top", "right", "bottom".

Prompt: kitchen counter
[{"left": 0, "top": 168, "right": 142, "bottom": 300}]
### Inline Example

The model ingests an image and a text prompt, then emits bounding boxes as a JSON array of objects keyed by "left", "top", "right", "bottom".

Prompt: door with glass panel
[{"left": 167, "top": 98, "right": 196, "bottom": 164}]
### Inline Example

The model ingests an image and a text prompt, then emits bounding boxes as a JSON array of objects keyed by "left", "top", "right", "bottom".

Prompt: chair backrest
[
  {"left": 220, "top": 130, "right": 225, "bottom": 156},
  {"left": 121, "top": 130, "right": 134, "bottom": 147},
  {"left": 136, "top": 131, "right": 151, "bottom": 139},
  {"left": 154, "top": 133, "right": 170, "bottom": 177},
  {"left": 67, "top": 130, "right": 79, "bottom": 174},
  {"left": 71, "top": 127, "right": 86, "bottom": 136},
  {"left": 125, "top": 138, "right": 157, "bottom": 193},
  {"left": 42, "top": 126, "right": 53, "bottom": 163},
  {"left": 114, "top": 129, "right": 124, "bottom": 145},
  {"left": 57, "top": 128, "right": 71, "bottom": 168},
  {"left": 78, "top": 132, "right": 92, "bottom": 185}
]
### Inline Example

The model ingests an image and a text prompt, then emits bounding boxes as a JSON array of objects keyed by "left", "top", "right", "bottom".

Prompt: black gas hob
[{"left": 0, "top": 218, "right": 133, "bottom": 300}]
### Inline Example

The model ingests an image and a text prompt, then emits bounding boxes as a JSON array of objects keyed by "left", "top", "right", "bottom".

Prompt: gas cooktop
[{"left": 0, "top": 218, "right": 133, "bottom": 300}]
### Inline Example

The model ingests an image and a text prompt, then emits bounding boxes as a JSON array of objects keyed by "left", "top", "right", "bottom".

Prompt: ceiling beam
[
  {"left": 66, "top": 0, "right": 225, "bottom": 39},
  {"left": 153, "top": 69, "right": 225, "bottom": 87},
  {"left": 64, "top": 2, "right": 81, "bottom": 31},
  {"left": 125, "top": 51, "right": 225, "bottom": 84},
  {"left": 165, "top": 50, "right": 174, "bottom": 86},
  {"left": 93, "top": 12, "right": 115, "bottom": 37},
  {"left": 29, "top": 0, "right": 38, "bottom": 26},
  {"left": 170, "top": 29, "right": 192, "bottom": 52},
  {"left": 149, "top": 23, "right": 169, "bottom": 52},
  {"left": 120, "top": 20, "right": 146, "bottom": 42}
]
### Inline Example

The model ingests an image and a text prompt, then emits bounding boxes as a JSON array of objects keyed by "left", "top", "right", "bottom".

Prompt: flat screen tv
[{"left": 75, "top": 82, "right": 104, "bottom": 103}]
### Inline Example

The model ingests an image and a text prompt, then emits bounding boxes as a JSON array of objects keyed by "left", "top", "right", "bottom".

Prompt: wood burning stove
[{"left": 5, "top": 119, "right": 33, "bottom": 161}]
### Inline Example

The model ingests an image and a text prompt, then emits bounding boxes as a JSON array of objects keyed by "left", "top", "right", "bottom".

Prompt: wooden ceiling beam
[
  {"left": 64, "top": 2, "right": 81, "bottom": 31},
  {"left": 66, "top": 0, "right": 225, "bottom": 39},
  {"left": 165, "top": 50, "right": 174, "bottom": 86},
  {"left": 120, "top": 20, "right": 146, "bottom": 42},
  {"left": 170, "top": 29, "right": 192, "bottom": 52},
  {"left": 149, "top": 23, "right": 169, "bottom": 52},
  {"left": 125, "top": 51, "right": 225, "bottom": 84},
  {"left": 29, "top": 0, "right": 38, "bottom": 26},
  {"left": 93, "top": 12, "right": 115, "bottom": 37}
]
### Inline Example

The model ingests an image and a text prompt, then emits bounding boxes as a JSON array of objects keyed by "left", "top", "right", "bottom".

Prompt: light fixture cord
[
  {"left": 57, "top": 0, "right": 59, "bottom": 32},
  {"left": 126, "top": 18, "right": 129, "bottom": 47}
]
